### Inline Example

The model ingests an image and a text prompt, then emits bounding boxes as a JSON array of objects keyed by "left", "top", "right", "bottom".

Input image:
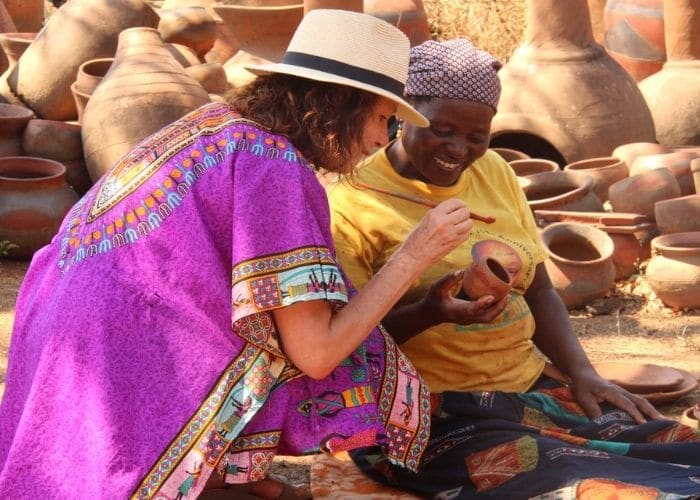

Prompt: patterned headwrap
[{"left": 405, "top": 39, "right": 502, "bottom": 110}]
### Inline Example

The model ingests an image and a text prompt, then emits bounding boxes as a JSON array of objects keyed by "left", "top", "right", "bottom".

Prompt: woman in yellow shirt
[{"left": 328, "top": 39, "right": 700, "bottom": 498}]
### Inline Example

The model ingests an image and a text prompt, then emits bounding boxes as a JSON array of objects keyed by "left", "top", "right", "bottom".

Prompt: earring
[{"left": 395, "top": 120, "right": 403, "bottom": 139}]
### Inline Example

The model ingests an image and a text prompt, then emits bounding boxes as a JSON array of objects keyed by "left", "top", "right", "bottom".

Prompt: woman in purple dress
[{"left": 0, "top": 10, "right": 475, "bottom": 499}]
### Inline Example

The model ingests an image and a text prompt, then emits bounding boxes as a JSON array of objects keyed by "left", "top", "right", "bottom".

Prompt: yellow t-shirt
[{"left": 328, "top": 145, "right": 548, "bottom": 393}]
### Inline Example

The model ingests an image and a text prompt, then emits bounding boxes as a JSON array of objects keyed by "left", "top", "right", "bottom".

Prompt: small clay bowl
[
  {"left": 593, "top": 361, "right": 684, "bottom": 394},
  {"left": 641, "top": 370, "right": 699, "bottom": 405}
]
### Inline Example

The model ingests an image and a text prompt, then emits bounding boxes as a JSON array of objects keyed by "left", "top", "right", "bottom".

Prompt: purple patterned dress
[{"left": 0, "top": 103, "right": 430, "bottom": 499}]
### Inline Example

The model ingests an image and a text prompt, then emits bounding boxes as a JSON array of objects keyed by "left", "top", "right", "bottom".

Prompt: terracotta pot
[
  {"left": 680, "top": 404, "right": 700, "bottom": 429},
  {"left": 638, "top": 0, "right": 700, "bottom": 147},
  {"left": 22, "top": 119, "right": 83, "bottom": 162},
  {"left": 81, "top": 27, "right": 210, "bottom": 182},
  {"left": 564, "top": 156, "right": 629, "bottom": 202},
  {"left": 0, "top": 32, "right": 35, "bottom": 68},
  {"left": 363, "top": 0, "right": 430, "bottom": 47},
  {"left": 462, "top": 240, "right": 522, "bottom": 300},
  {"left": 646, "top": 231, "right": 700, "bottom": 309},
  {"left": 70, "top": 82, "right": 90, "bottom": 125},
  {"left": 609, "top": 168, "right": 681, "bottom": 220},
  {"left": 158, "top": 6, "right": 217, "bottom": 58},
  {"left": 491, "top": 147, "right": 530, "bottom": 163},
  {"left": 587, "top": 0, "right": 607, "bottom": 44},
  {"left": 691, "top": 158, "right": 700, "bottom": 194},
  {"left": 60, "top": 158, "right": 93, "bottom": 196},
  {"left": 2, "top": 0, "right": 44, "bottom": 31},
  {"left": 0, "top": 0, "right": 160, "bottom": 121},
  {"left": 603, "top": 0, "right": 665, "bottom": 81},
  {"left": 655, "top": 195, "right": 700, "bottom": 234},
  {"left": 75, "top": 58, "right": 113, "bottom": 96},
  {"left": 509, "top": 158, "right": 559, "bottom": 177},
  {"left": 491, "top": 0, "right": 656, "bottom": 166},
  {"left": 0, "top": 102, "right": 33, "bottom": 156},
  {"left": 630, "top": 151, "right": 698, "bottom": 196},
  {"left": 611, "top": 141, "right": 669, "bottom": 171},
  {"left": 0, "top": 156, "right": 79, "bottom": 260},
  {"left": 304, "top": 0, "right": 362, "bottom": 13},
  {"left": 212, "top": 3, "right": 303, "bottom": 62},
  {"left": 184, "top": 62, "right": 229, "bottom": 94},
  {"left": 541, "top": 222, "right": 616, "bottom": 309},
  {"left": 0, "top": 1, "right": 17, "bottom": 34},
  {"left": 522, "top": 170, "right": 604, "bottom": 213}
]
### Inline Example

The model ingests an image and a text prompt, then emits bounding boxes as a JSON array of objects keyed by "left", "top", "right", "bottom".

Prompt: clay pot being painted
[
  {"left": 0, "top": 32, "right": 36, "bottom": 68},
  {"left": 2, "top": 0, "right": 44, "bottom": 31},
  {"left": 0, "top": 0, "right": 160, "bottom": 121},
  {"left": 490, "top": 0, "right": 656, "bottom": 165},
  {"left": 364, "top": 0, "right": 431, "bottom": 47},
  {"left": 630, "top": 151, "right": 698, "bottom": 196},
  {"left": 158, "top": 6, "right": 217, "bottom": 59},
  {"left": 509, "top": 158, "right": 559, "bottom": 177},
  {"left": 611, "top": 141, "right": 669, "bottom": 171},
  {"left": 540, "top": 222, "right": 616, "bottom": 309},
  {"left": 81, "top": 27, "right": 210, "bottom": 183},
  {"left": 655, "top": 195, "right": 700, "bottom": 235},
  {"left": 0, "top": 103, "right": 34, "bottom": 156},
  {"left": 212, "top": 3, "right": 303, "bottom": 62},
  {"left": 564, "top": 157, "right": 629, "bottom": 202},
  {"left": 603, "top": 0, "right": 666, "bottom": 81},
  {"left": 522, "top": 171, "right": 604, "bottom": 213},
  {"left": 638, "top": 0, "right": 700, "bottom": 147},
  {"left": 492, "top": 147, "right": 531, "bottom": 163},
  {"left": 609, "top": 168, "right": 681, "bottom": 220},
  {"left": 0, "top": 157, "right": 80, "bottom": 260},
  {"left": 646, "top": 231, "right": 700, "bottom": 309},
  {"left": 462, "top": 239, "right": 522, "bottom": 301}
]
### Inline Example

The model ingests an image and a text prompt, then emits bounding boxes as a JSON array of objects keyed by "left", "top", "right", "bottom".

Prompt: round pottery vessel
[
  {"left": 608, "top": 168, "right": 681, "bottom": 220},
  {"left": 611, "top": 141, "right": 669, "bottom": 171},
  {"left": 0, "top": 103, "right": 34, "bottom": 156},
  {"left": 70, "top": 83, "right": 90, "bottom": 124},
  {"left": 75, "top": 58, "right": 114, "bottom": 96},
  {"left": 2, "top": 0, "right": 44, "bottom": 31},
  {"left": 646, "top": 231, "right": 700, "bottom": 309},
  {"left": 630, "top": 151, "right": 698, "bottom": 196},
  {"left": 165, "top": 43, "right": 203, "bottom": 68},
  {"left": 509, "top": 158, "right": 559, "bottom": 177},
  {"left": 522, "top": 171, "right": 604, "bottom": 213},
  {"left": 22, "top": 119, "right": 83, "bottom": 162},
  {"left": 599, "top": 221, "right": 657, "bottom": 281},
  {"left": 157, "top": 6, "right": 217, "bottom": 58},
  {"left": 0, "top": 156, "right": 79, "bottom": 260},
  {"left": 363, "top": 0, "right": 431, "bottom": 47},
  {"left": 0, "top": 0, "right": 160, "bottom": 121},
  {"left": 0, "top": 32, "right": 36, "bottom": 68},
  {"left": 81, "top": 27, "right": 210, "bottom": 182},
  {"left": 593, "top": 361, "right": 683, "bottom": 393},
  {"left": 540, "top": 222, "right": 616, "bottom": 309},
  {"left": 603, "top": 0, "right": 666, "bottom": 81},
  {"left": 655, "top": 195, "right": 700, "bottom": 234},
  {"left": 563, "top": 156, "right": 629, "bottom": 202},
  {"left": 462, "top": 240, "right": 522, "bottom": 301},
  {"left": 184, "top": 62, "right": 229, "bottom": 94},
  {"left": 491, "top": 147, "right": 531, "bottom": 162}
]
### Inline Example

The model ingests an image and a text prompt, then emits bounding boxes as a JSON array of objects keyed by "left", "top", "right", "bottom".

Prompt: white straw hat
[{"left": 245, "top": 9, "right": 429, "bottom": 127}]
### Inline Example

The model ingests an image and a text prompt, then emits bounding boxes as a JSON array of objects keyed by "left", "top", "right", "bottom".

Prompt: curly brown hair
[{"left": 227, "top": 74, "right": 380, "bottom": 173}]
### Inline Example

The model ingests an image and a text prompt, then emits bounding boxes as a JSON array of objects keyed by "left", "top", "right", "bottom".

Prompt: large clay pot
[
  {"left": 655, "top": 195, "right": 700, "bottom": 235},
  {"left": 0, "top": 102, "right": 33, "bottom": 156},
  {"left": 490, "top": 0, "right": 656, "bottom": 165},
  {"left": 212, "top": 2, "right": 303, "bottom": 62},
  {"left": 509, "top": 158, "right": 559, "bottom": 177},
  {"left": 461, "top": 239, "right": 522, "bottom": 301},
  {"left": 81, "top": 27, "right": 210, "bottom": 182},
  {"left": 638, "top": 0, "right": 700, "bottom": 147},
  {"left": 363, "top": 0, "right": 430, "bottom": 47},
  {"left": 0, "top": 0, "right": 160, "bottom": 121},
  {"left": 1, "top": 0, "right": 44, "bottom": 31},
  {"left": 611, "top": 141, "right": 669, "bottom": 170},
  {"left": 603, "top": 0, "right": 665, "bottom": 81},
  {"left": 564, "top": 156, "right": 629, "bottom": 202},
  {"left": 0, "top": 156, "right": 79, "bottom": 260},
  {"left": 629, "top": 150, "right": 698, "bottom": 196},
  {"left": 646, "top": 231, "right": 700, "bottom": 309},
  {"left": 0, "top": 32, "right": 35, "bottom": 68},
  {"left": 608, "top": 167, "right": 681, "bottom": 220},
  {"left": 158, "top": 6, "right": 217, "bottom": 58},
  {"left": 521, "top": 171, "right": 605, "bottom": 213},
  {"left": 541, "top": 222, "right": 616, "bottom": 309}
]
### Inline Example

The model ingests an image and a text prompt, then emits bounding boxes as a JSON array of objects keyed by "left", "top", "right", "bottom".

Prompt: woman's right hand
[{"left": 397, "top": 199, "right": 474, "bottom": 267}]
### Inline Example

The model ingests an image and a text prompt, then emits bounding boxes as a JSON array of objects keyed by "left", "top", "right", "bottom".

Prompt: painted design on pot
[
  {"left": 540, "top": 222, "right": 616, "bottom": 310},
  {"left": 461, "top": 240, "right": 522, "bottom": 301},
  {"left": 645, "top": 231, "right": 700, "bottom": 309}
]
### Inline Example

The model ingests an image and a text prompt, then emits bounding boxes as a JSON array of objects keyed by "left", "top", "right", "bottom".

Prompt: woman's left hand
[{"left": 570, "top": 370, "right": 665, "bottom": 424}]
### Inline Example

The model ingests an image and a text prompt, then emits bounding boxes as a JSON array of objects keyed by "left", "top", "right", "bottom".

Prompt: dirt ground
[{"left": 1, "top": 259, "right": 699, "bottom": 488}]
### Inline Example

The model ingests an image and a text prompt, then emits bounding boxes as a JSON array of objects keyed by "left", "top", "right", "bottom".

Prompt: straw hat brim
[{"left": 246, "top": 62, "right": 429, "bottom": 127}]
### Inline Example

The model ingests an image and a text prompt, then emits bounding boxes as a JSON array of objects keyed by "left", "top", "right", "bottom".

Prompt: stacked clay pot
[
  {"left": 540, "top": 222, "right": 616, "bottom": 309},
  {"left": 0, "top": 103, "right": 33, "bottom": 156},
  {"left": 521, "top": 170, "right": 604, "bottom": 213},
  {"left": 563, "top": 157, "right": 629, "bottom": 202},
  {"left": 608, "top": 167, "right": 681, "bottom": 220},
  {"left": 157, "top": 6, "right": 217, "bottom": 59},
  {"left": 492, "top": 147, "right": 531, "bottom": 163},
  {"left": 509, "top": 158, "right": 559, "bottom": 177},
  {"left": 0, "top": 157, "right": 80, "bottom": 259},
  {"left": 71, "top": 58, "right": 114, "bottom": 124},
  {"left": 646, "top": 232, "right": 700, "bottom": 309},
  {"left": 629, "top": 150, "right": 698, "bottom": 196},
  {"left": 611, "top": 142, "right": 669, "bottom": 171},
  {"left": 655, "top": 195, "right": 700, "bottom": 234}
]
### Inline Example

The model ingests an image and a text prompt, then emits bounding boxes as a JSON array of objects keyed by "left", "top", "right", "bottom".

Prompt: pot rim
[
  {"left": 523, "top": 170, "right": 594, "bottom": 206},
  {"left": 540, "top": 221, "right": 615, "bottom": 264},
  {"left": 651, "top": 231, "right": 700, "bottom": 255},
  {"left": 564, "top": 156, "right": 625, "bottom": 171},
  {"left": 0, "top": 156, "right": 67, "bottom": 181}
]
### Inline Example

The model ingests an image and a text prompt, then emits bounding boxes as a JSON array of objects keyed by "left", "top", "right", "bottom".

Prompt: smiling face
[
  {"left": 344, "top": 96, "right": 397, "bottom": 173},
  {"left": 390, "top": 97, "right": 496, "bottom": 186}
]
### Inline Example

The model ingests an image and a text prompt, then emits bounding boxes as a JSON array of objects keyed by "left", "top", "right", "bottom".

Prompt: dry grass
[{"left": 422, "top": 0, "right": 526, "bottom": 62}]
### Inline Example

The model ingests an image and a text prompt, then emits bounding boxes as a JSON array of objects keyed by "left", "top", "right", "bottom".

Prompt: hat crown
[{"left": 284, "top": 9, "right": 411, "bottom": 86}]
